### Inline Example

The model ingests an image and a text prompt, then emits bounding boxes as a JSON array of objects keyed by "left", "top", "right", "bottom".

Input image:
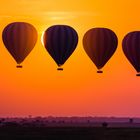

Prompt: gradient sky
[{"left": 0, "top": 0, "right": 140, "bottom": 117}]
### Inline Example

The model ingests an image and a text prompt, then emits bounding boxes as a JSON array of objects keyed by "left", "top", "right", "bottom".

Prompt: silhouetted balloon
[
  {"left": 2, "top": 22, "right": 38, "bottom": 68},
  {"left": 122, "top": 31, "right": 140, "bottom": 76},
  {"left": 83, "top": 28, "right": 118, "bottom": 73},
  {"left": 43, "top": 25, "right": 78, "bottom": 70}
]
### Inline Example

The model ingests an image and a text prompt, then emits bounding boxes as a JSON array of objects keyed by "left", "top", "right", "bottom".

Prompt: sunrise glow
[{"left": 0, "top": 0, "right": 140, "bottom": 117}]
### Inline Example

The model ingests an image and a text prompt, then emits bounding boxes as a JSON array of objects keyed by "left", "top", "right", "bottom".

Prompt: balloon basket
[
  {"left": 136, "top": 73, "right": 140, "bottom": 76},
  {"left": 57, "top": 68, "right": 63, "bottom": 71},
  {"left": 97, "top": 70, "right": 103, "bottom": 73},
  {"left": 16, "top": 65, "right": 23, "bottom": 68}
]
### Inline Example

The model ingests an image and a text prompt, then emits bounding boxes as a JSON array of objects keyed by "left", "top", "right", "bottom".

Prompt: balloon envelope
[
  {"left": 83, "top": 28, "right": 118, "bottom": 72},
  {"left": 2, "top": 22, "right": 38, "bottom": 65},
  {"left": 122, "top": 31, "right": 140, "bottom": 74},
  {"left": 43, "top": 25, "right": 78, "bottom": 68}
]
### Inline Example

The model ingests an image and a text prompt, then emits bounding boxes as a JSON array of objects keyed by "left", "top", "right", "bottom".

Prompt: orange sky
[{"left": 0, "top": 0, "right": 140, "bottom": 117}]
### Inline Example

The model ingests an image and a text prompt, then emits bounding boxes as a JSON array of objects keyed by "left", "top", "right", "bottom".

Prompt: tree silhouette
[
  {"left": 129, "top": 118, "right": 133, "bottom": 123},
  {"left": 102, "top": 122, "right": 108, "bottom": 128}
]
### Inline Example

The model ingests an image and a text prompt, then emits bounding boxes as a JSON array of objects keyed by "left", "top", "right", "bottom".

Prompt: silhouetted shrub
[
  {"left": 102, "top": 122, "right": 108, "bottom": 128},
  {"left": 129, "top": 118, "right": 133, "bottom": 123}
]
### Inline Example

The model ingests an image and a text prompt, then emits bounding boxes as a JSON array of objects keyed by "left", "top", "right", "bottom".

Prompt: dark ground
[{"left": 0, "top": 126, "right": 140, "bottom": 140}]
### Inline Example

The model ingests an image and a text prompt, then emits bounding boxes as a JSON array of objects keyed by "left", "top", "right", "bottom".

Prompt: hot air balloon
[
  {"left": 42, "top": 25, "right": 78, "bottom": 70},
  {"left": 83, "top": 28, "right": 118, "bottom": 73},
  {"left": 2, "top": 22, "right": 38, "bottom": 68},
  {"left": 122, "top": 31, "right": 140, "bottom": 76}
]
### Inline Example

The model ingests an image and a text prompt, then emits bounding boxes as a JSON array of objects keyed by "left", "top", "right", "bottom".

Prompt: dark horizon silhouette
[{"left": 0, "top": 116, "right": 140, "bottom": 139}]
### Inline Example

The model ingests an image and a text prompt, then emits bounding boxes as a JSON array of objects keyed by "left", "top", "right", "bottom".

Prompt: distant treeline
[
  {"left": 0, "top": 117, "right": 138, "bottom": 128},
  {"left": 1, "top": 117, "right": 140, "bottom": 139}
]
